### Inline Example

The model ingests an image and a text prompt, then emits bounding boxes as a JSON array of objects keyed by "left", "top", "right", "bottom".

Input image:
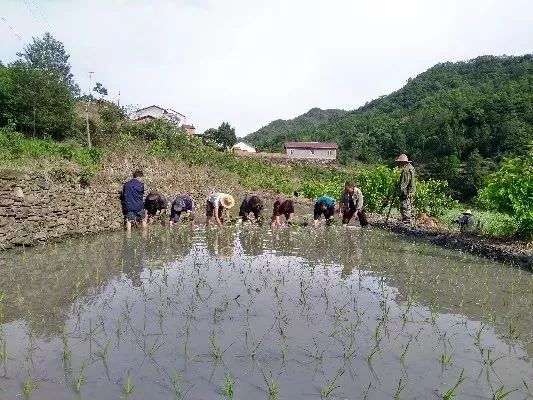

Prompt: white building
[
  {"left": 132, "top": 105, "right": 186, "bottom": 126},
  {"left": 284, "top": 142, "right": 337, "bottom": 160},
  {"left": 232, "top": 142, "right": 257, "bottom": 153}
]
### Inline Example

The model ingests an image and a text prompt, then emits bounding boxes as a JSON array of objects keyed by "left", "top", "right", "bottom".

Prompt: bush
[
  {"left": 414, "top": 179, "right": 458, "bottom": 217},
  {"left": 0, "top": 126, "right": 103, "bottom": 180},
  {"left": 476, "top": 150, "right": 533, "bottom": 237}
]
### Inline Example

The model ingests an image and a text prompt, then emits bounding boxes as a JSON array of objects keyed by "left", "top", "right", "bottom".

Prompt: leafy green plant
[{"left": 476, "top": 150, "right": 533, "bottom": 238}]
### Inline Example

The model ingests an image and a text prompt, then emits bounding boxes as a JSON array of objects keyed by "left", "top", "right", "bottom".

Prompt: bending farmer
[
  {"left": 206, "top": 193, "right": 235, "bottom": 227},
  {"left": 169, "top": 194, "right": 194, "bottom": 226},
  {"left": 339, "top": 181, "right": 367, "bottom": 227},
  {"left": 314, "top": 195, "right": 335, "bottom": 227},
  {"left": 239, "top": 194, "right": 264, "bottom": 224},
  {"left": 271, "top": 197, "right": 295, "bottom": 228}
]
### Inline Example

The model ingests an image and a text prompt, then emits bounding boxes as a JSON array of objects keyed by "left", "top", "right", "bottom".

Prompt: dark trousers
[{"left": 342, "top": 208, "right": 369, "bottom": 226}]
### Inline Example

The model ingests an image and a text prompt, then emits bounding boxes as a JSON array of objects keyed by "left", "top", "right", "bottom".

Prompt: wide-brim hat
[
  {"left": 395, "top": 154, "right": 411, "bottom": 163},
  {"left": 462, "top": 209, "right": 473, "bottom": 215},
  {"left": 220, "top": 194, "right": 235, "bottom": 209}
]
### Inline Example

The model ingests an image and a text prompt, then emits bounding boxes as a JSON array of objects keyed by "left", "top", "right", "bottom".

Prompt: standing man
[
  {"left": 313, "top": 195, "right": 335, "bottom": 227},
  {"left": 395, "top": 153, "right": 416, "bottom": 224},
  {"left": 339, "top": 181, "right": 366, "bottom": 227},
  {"left": 239, "top": 194, "right": 264, "bottom": 224},
  {"left": 206, "top": 193, "right": 235, "bottom": 227},
  {"left": 120, "top": 170, "right": 147, "bottom": 231},
  {"left": 169, "top": 193, "right": 194, "bottom": 226}
]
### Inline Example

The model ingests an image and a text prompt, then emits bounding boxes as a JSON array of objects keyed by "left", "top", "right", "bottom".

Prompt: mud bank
[{"left": 372, "top": 218, "right": 533, "bottom": 269}]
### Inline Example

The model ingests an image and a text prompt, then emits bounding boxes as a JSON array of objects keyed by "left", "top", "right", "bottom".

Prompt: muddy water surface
[{"left": 0, "top": 226, "right": 532, "bottom": 399}]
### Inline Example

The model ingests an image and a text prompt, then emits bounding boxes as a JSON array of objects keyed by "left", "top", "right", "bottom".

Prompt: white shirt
[{"left": 208, "top": 193, "right": 223, "bottom": 210}]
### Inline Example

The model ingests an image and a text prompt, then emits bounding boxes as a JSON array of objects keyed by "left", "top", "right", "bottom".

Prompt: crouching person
[
  {"left": 206, "top": 193, "right": 235, "bottom": 227},
  {"left": 121, "top": 170, "right": 147, "bottom": 231},
  {"left": 453, "top": 209, "right": 476, "bottom": 233},
  {"left": 169, "top": 194, "right": 194, "bottom": 226},
  {"left": 271, "top": 197, "right": 295, "bottom": 228},
  {"left": 144, "top": 192, "right": 168, "bottom": 223},
  {"left": 339, "top": 181, "right": 368, "bottom": 227},
  {"left": 314, "top": 196, "right": 335, "bottom": 227},
  {"left": 239, "top": 194, "right": 264, "bottom": 224}
]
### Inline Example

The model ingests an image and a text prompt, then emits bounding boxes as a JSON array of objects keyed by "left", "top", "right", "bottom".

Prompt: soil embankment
[{"left": 372, "top": 217, "right": 533, "bottom": 269}]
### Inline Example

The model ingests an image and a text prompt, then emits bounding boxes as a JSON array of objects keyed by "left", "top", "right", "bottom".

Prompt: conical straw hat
[
  {"left": 463, "top": 209, "right": 473, "bottom": 215},
  {"left": 395, "top": 154, "right": 411, "bottom": 162},
  {"left": 220, "top": 194, "right": 235, "bottom": 209}
]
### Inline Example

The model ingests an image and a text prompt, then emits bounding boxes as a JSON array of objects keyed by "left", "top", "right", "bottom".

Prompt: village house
[
  {"left": 182, "top": 124, "right": 196, "bottom": 135},
  {"left": 232, "top": 142, "right": 256, "bottom": 153},
  {"left": 284, "top": 142, "right": 337, "bottom": 160},
  {"left": 132, "top": 105, "right": 186, "bottom": 126}
]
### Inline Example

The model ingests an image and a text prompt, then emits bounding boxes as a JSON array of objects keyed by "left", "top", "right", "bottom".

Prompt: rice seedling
[
  {"left": 440, "top": 352, "right": 453, "bottom": 368},
  {"left": 60, "top": 325, "right": 71, "bottom": 371},
  {"left": 0, "top": 337, "right": 6, "bottom": 376},
  {"left": 208, "top": 331, "right": 222, "bottom": 360},
  {"left": 221, "top": 372, "right": 234, "bottom": 399},
  {"left": 491, "top": 385, "right": 517, "bottom": 400},
  {"left": 22, "top": 373, "right": 33, "bottom": 400},
  {"left": 400, "top": 334, "right": 413, "bottom": 364},
  {"left": 505, "top": 322, "right": 519, "bottom": 340},
  {"left": 122, "top": 371, "right": 134, "bottom": 396},
  {"left": 74, "top": 359, "right": 87, "bottom": 394},
  {"left": 320, "top": 369, "right": 344, "bottom": 399},
  {"left": 171, "top": 371, "right": 181, "bottom": 398},
  {"left": 442, "top": 368, "right": 465, "bottom": 400},
  {"left": 393, "top": 377, "right": 406, "bottom": 400}
]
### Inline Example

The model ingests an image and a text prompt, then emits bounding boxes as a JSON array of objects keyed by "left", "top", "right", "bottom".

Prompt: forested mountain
[
  {"left": 245, "top": 107, "right": 347, "bottom": 150},
  {"left": 244, "top": 55, "right": 532, "bottom": 197}
]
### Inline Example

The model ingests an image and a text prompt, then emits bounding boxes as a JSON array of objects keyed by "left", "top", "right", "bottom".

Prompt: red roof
[
  {"left": 284, "top": 141, "right": 338, "bottom": 149},
  {"left": 182, "top": 124, "right": 195, "bottom": 129}
]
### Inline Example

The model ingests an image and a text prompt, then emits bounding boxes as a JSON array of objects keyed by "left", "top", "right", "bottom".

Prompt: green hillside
[
  {"left": 245, "top": 107, "right": 347, "bottom": 151},
  {"left": 244, "top": 55, "right": 533, "bottom": 198}
]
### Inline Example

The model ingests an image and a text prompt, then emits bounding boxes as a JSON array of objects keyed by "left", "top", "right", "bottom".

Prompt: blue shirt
[
  {"left": 316, "top": 196, "right": 335, "bottom": 209},
  {"left": 121, "top": 178, "right": 144, "bottom": 213}
]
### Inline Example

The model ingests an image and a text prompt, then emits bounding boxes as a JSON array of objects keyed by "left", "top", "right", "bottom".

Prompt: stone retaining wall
[
  {"left": 0, "top": 156, "right": 249, "bottom": 251},
  {"left": 0, "top": 169, "right": 123, "bottom": 250}
]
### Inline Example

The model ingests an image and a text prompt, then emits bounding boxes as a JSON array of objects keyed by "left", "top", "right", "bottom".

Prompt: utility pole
[{"left": 86, "top": 71, "right": 94, "bottom": 149}]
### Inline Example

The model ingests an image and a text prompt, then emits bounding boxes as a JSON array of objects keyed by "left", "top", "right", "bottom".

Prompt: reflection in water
[{"left": 0, "top": 227, "right": 531, "bottom": 400}]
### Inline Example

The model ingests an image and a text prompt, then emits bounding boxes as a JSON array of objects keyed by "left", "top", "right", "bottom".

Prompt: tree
[
  {"left": 2, "top": 65, "right": 74, "bottom": 139},
  {"left": 93, "top": 82, "right": 108, "bottom": 97},
  {"left": 463, "top": 149, "right": 486, "bottom": 198},
  {"left": 16, "top": 32, "right": 79, "bottom": 94},
  {"left": 215, "top": 122, "right": 237, "bottom": 150},
  {"left": 203, "top": 123, "right": 237, "bottom": 150}
]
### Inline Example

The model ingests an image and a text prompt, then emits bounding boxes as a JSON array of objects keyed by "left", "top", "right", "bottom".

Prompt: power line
[{"left": 0, "top": 16, "right": 22, "bottom": 40}]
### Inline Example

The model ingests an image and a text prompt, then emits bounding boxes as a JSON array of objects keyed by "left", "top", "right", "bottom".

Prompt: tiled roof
[{"left": 284, "top": 141, "right": 338, "bottom": 149}]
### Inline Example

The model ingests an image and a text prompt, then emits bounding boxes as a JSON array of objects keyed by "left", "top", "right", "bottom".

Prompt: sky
[{"left": 1, "top": 0, "right": 532, "bottom": 137}]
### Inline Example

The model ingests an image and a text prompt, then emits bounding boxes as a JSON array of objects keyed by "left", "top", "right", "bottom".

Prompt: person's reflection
[
  {"left": 206, "top": 228, "right": 236, "bottom": 261},
  {"left": 270, "top": 228, "right": 295, "bottom": 256},
  {"left": 239, "top": 226, "right": 265, "bottom": 257},
  {"left": 121, "top": 233, "right": 146, "bottom": 287},
  {"left": 339, "top": 229, "right": 363, "bottom": 279}
]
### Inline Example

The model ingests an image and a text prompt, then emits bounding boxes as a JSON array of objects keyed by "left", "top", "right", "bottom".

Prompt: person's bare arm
[{"left": 214, "top": 207, "right": 223, "bottom": 227}]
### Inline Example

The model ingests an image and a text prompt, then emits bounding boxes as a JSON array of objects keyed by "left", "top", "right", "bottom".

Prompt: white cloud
[{"left": 1, "top": 0, "right": 532, "bottom": 136}]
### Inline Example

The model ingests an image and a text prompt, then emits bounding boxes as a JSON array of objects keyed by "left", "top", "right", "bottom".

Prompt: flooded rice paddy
[{"left": 0, "top": 226, "right": 532, "bottom": 399}]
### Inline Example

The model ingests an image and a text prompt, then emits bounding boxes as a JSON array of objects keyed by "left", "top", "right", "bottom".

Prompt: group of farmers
[{"left": 121, "top": 153, "right": 463, "bottom": 231}]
